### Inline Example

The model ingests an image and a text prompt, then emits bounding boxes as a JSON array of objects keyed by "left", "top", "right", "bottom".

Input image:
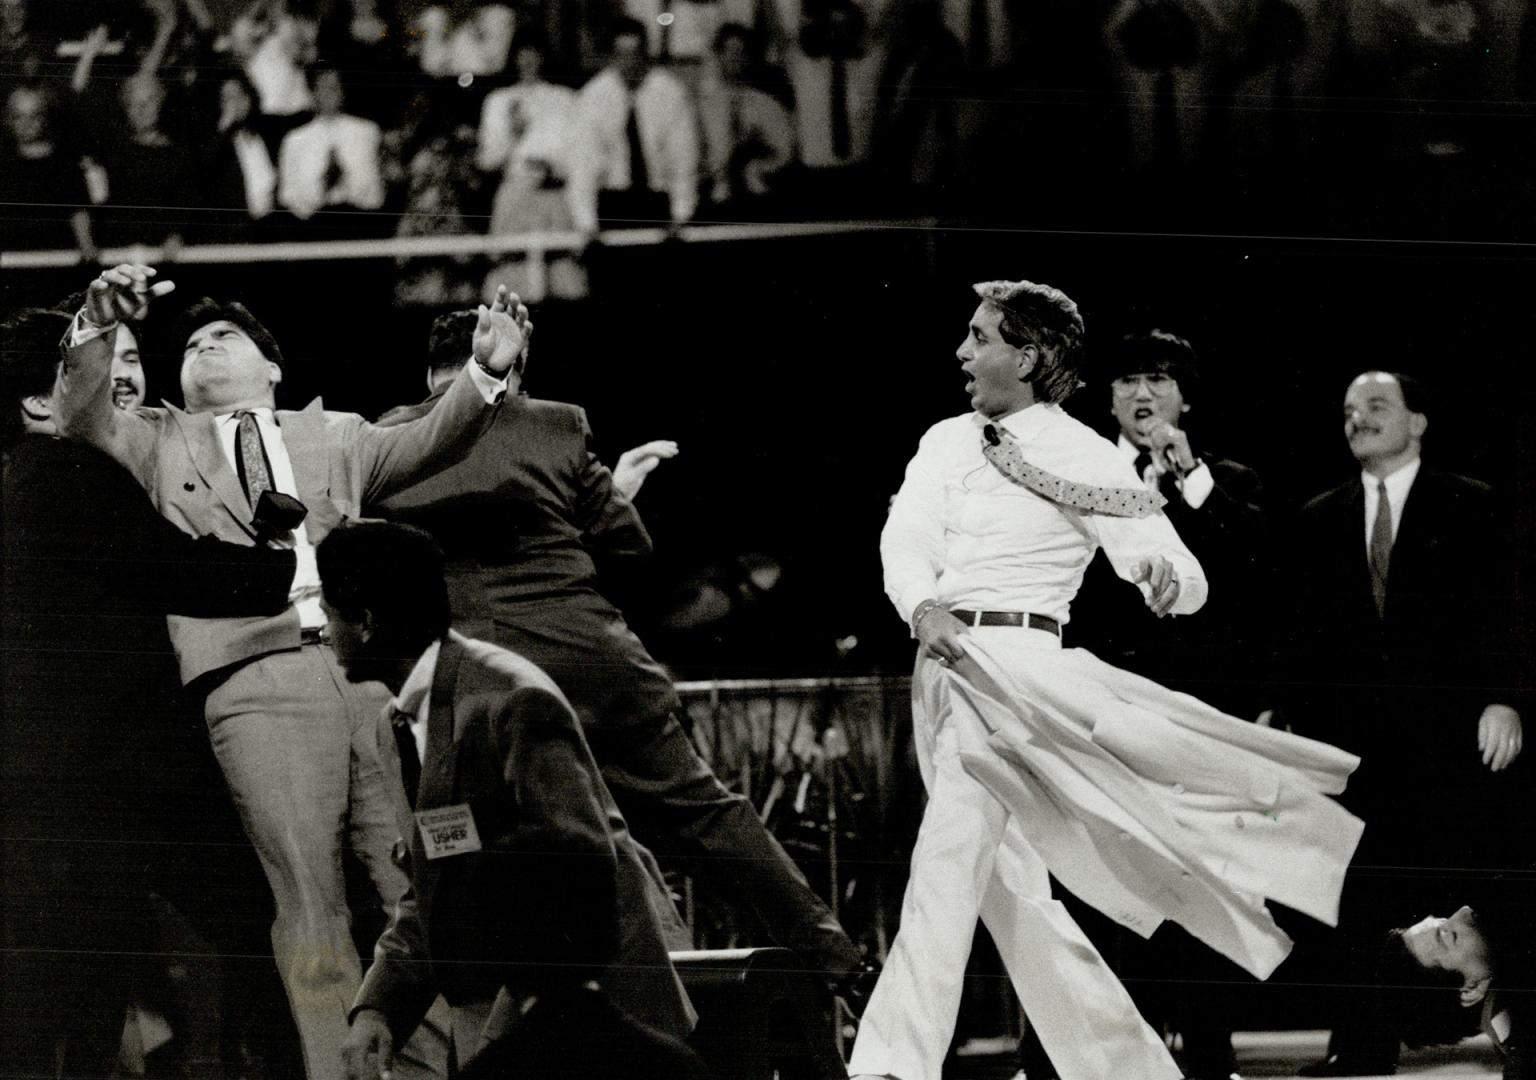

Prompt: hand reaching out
[
  {"left": 85, "top": 264, "right": 175, "bottom": 326},
  {"left": 471, "top": 284, "right": 530, "bottom": 378},
  {"left": 613, "top": 440, "right": 679, "bottom": 500}
]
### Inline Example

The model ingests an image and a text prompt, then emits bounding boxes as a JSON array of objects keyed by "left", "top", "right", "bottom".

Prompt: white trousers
[{"left": 848, "top": 642, "right": 1182, "bottom": 1080}]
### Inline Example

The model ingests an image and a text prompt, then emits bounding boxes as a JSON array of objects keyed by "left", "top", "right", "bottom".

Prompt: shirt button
[
  {"left": 1234, "top": 815, "right": 1246, "bottom": 830},
  {"left": 1172, "top": 783, "right": 1186, "bottom": 795}
]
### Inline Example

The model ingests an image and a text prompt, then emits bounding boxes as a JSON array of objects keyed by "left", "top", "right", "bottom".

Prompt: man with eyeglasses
[{"left": 1017, "top": 329, "right": 1269, "bottom": 1080}]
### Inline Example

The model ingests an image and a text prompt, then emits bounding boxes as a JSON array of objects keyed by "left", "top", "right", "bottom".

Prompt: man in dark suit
[
  {"left": 317, "top": 522, "right": 709, "bottom": 1080},
  {"left": 1023, "top": 329, "right": 1267, "bottom": 1080},
  {"left": 1, "top": 306, "right": 296, "bottom": 1078},
  {"left": 51, "top": 265, "right": 529, "bottom": 1080},
  {"left": 369, "top": 310, "right": 866, "bottom": 994},
  {"left": 1277, "top": 370, "right": 1526, "bottom": 1076}
]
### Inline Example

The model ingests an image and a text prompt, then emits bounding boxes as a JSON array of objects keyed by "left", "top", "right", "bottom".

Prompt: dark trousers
[{"left": 587, "top": 713, "right": 862, "bottom": 981}]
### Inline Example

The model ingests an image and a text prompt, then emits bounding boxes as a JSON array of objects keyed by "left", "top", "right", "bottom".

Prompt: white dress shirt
[
  {"left": 277, "top": 113, "right": 386, "bottom": 219},
  {"left": 565, "top": 67, "right": 699, "bottom": 231},
  {"left": 1116, "top": 432, "right": 1214, "bottom": 509},
  {"left": 214, "top": 408, "right": 326, "bottom": 629},
  {"left": 697, "top": 78, "right": 796, "bottom": 191},
  {"left": 1361, "top": 456, "right": 1420, "bottom": 553},
  {"left": 231, "top": 129, "right": 277, "bottom": 219},
  {"left": 882, "top": 404, "right": 1207, "bottom": 627},
  {"left": 391, "top": 638, "right": 442, "bottom": 764},
  {"left": 476, "top": 81, "right": 577, "bottom": 177},
  {"left": 413, "top": 4, "right": 516, "bottom": 77},
  {"left": 622, "top": 0, "right": 757, "bottom": 59}
]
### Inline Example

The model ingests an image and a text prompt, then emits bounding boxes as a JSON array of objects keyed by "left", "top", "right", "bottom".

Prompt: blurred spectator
[
  {"left": 0, "top": 84, "right": 96, "bottom": 257},
  {"left": 1104, "top": 0, "right": 1220, "bottom": 170},
  {"left": 411, "top": 0, "right": 515, "bottom": 78},
  {"left": 229, "top": 0, "right": 318, "bottom": 152},
  {"left": 277, "top": 66, "right": 385, "bottom": 229},
  {"left": 622, "top": 0, "right": 756, "bottom": 75},
  {"left": 698, "top": 23, "right": 795, "bottom": 213},
  {"left": 871, "top": 1, "right": 961, "bottom": 210},
  {"left": 95, "top": 72, "right": 197, "bottom": 250},
  {"left": 566, "top": 16, "right": 698, "bottom": 237},
  {"left": 314, "top": 0, "right": 411, "bottom": 128},
  {"left": 937, "top": 0, "right": 1012, "bottom": 76},
  {"left": 771, "top": 0, "right": 888, "bottom": 188},
  {"left": 0, "top": 0, "right": 48, "bottom": 94},
  {"left": 478, "top": 35, "right": 586, "bottom": 300},
  {"left": 393, "top": 123, "right": 485, "bottom": 305},
  {"left": 200, "top": 71, "right": 278, "bottom": 240}
]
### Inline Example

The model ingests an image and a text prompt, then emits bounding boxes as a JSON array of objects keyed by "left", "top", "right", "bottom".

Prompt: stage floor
[{"left": 949, "top": 1030, "right": 1505, "bottom": 1078}]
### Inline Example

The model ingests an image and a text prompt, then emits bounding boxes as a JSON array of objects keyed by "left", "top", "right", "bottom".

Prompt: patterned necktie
[
  {"left": 982, "top": 423, "right": 1166, "bottom": 518},
  {"left": 1369, "top": 479, "right": 1392, "bottom": 618},
  {"left": 236, "top": 410, "right": 274, "bottom": 511},
  {"left": 388, "top": 704, "right": 423, "bottom": 809}
]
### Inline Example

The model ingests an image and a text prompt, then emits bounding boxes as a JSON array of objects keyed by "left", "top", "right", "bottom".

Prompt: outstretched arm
[{"left": 356, "top": 286, "right": 526, "bottom": 503}]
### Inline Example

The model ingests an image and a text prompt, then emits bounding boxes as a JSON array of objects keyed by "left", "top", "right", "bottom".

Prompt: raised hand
[
  {"left": 342, "top": 1009, "right": 395, "bottom": 1080},
  {"left": 85, "top": 264, "right": 175, "bottom": 326},
  {"left": 1477, "top": 703, "right": 1523, "bottom": 772},
  {"left": 613, "top": 439, "right": 679, "bottom": 500},
  {"left": 471, "top": 284, "right": 529, "bottom": 376},
  {"left": 1131, "top": 556, "right": 1181, "bottom": 617}
]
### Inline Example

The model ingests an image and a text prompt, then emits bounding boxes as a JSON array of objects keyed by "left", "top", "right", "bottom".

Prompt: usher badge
[{"left": 415, "top": 804, "right": 483, "bottom": 860}]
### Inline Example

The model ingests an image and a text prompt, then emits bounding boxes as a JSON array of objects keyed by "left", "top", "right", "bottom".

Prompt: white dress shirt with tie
[
  {"left": 277, "top": 113, "right": 386, "bottom": 219},
  {"left": 1361, "top": 456, "right": 1420, "bottom": 553}
]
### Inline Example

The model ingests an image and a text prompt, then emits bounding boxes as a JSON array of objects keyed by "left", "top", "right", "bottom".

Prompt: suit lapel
[
  {"left": 277, "top": 399, "right": 343, "bottom": 536},
  {"left": 169, "top": 405, "right": 254, "bottom": 535},
  {"left": 1387, "top": 468, "right": 1438, "bottom": 590},
  {"left": 419, "top": 632, "right": 465, "bottom": 808}
]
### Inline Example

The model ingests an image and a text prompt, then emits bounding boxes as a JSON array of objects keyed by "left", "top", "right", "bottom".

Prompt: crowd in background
[{"left": 4, "top": 0, "right": 1536, "bottom": 292}]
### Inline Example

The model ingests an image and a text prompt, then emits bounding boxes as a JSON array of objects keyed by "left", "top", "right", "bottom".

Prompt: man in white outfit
[{"left": 851, "top": 279, "right": 1365, "bottom": 1080}]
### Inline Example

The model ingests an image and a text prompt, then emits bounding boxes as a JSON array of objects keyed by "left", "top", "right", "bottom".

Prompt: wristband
[{"left": 910, "top": 599, "right": 945, "bottom": 637}]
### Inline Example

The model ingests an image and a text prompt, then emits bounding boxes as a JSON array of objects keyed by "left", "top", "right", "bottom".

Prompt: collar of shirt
[
  {"left": 391, "top": 638, "right": 442, "bottom": 763},
  {"left": 971, "top": 401, "right": 1059, "bottom": 442},
  {"left": 1360, "top": 455, "right": 1420, "bottom": 502}
]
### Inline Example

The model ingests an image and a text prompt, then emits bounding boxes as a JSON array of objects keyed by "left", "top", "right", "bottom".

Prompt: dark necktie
[
  {"left": 830, "top": 57, "right": 851, "bottom": 160},
  {"left": 1133, "top": 448, "right": 1155, "bottom": 487},
  {"left": 388, "top": 704, "right": 423, "bottom": 809},
  {"left": 235, "top": 410, "right": 274, "bottom": 511},
  {"left": 322, "top": 143, "right": 345, "bottom": 202},
  {"left": 1369, "top": 479, "right": 1392, "bottom": 618},
  {"left": 1153, "top": 68, "right": 1180, "bottom": 164},
  {"left": 626, "top": 96, "right": 649, "bottom": 193}
]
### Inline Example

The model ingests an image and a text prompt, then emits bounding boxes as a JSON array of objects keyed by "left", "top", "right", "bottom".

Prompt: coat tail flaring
[{"left": 915, "top": 641, "right": 1365, "bottom": 983}]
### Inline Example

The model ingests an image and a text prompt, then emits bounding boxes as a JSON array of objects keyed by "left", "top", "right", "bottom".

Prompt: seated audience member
[
  {"left": 278, "top": 66, "right": 386, "bottom": 231},
  {"left": 477, "top": 35, "right": 584, "bottom": 300},
  {"left": 1377, "top": 896, "right": 1534, "bottom": 1078},
  {"left": 697, "top": 23, "right": 795, "bottom": 213},
  {"left": 0, "top": 82, "right": 96, "bottom": 256},
  {"left": 1, "top": 305, "right": 296, "bottom": 1080},
  {"left": 95, "top": 71, "right": 197, "bottom": 249},
  {"left": 201, "top": 72, "right": 278, "bottom": 241},
  {"left": 315, "top": 0, "right": 410, "bottom": 129},
  {"left": 566, "top": 17, "right": 698, "bottom": 239},
  {"left": 322, "top": 522, "right": 705, "bottom": 1078}
]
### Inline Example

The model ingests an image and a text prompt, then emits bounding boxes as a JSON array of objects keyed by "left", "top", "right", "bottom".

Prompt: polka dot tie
[{"left": 982, "top": 423, "right": 1166, "bottom": 518}]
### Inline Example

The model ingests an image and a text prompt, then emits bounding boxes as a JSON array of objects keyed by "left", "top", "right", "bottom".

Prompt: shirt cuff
[
  {"left": 465, "top": 354, "right": 509, "bottom": 404},
  {"left": 1178, "top": 461, "right": 1214, "bottom": 509},
  {"left": 69, "top": 308, "right": 117, "bottom": 346}
]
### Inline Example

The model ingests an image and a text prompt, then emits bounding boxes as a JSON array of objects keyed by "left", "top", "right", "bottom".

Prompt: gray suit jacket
[{"left": 56, "top": 324, "right": 500, "bottom": 683}]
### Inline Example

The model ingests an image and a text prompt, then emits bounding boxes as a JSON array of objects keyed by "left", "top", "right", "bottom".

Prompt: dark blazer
[
  {"left": 1273, "top": 465, "right": 1527, "bottom": 873},
  {"left": 2, "top": 435, "right": 295, "bottom": 841},
  {"left": 1071, "top": 454, "right": 1268, "bottom": 717},
  {"left": 354, "top": 632, "right": 691, "bottom": 1042},
  {"left": 370, "top": 392, "right": 680, "bottom": 729}
]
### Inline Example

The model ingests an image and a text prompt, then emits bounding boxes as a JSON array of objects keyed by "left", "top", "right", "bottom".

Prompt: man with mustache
[{"left": 1273, "top": 370, "right": 1526, "bottom": 1077}]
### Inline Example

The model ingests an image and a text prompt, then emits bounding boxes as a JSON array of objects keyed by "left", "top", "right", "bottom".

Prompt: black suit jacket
[
  {"left": 2, "top": 435, "right": 294, "bottom": 842},
  {"left": 355, "top": 633, "right": 692, "bottom": 1041},
  {"left": 1071, "top": 454, "right": 1268, "bottom": 717},
  {"left": 370, "top": 392, "right": 680, "bottom": 729},
  {"left": 1272, "top": 465, "right": 1527, "bottom": 867}
]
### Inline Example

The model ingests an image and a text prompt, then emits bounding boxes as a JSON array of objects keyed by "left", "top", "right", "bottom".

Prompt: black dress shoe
[{"left": 1297, "top": 1054, "right": 1396, "bottom": 1076}]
